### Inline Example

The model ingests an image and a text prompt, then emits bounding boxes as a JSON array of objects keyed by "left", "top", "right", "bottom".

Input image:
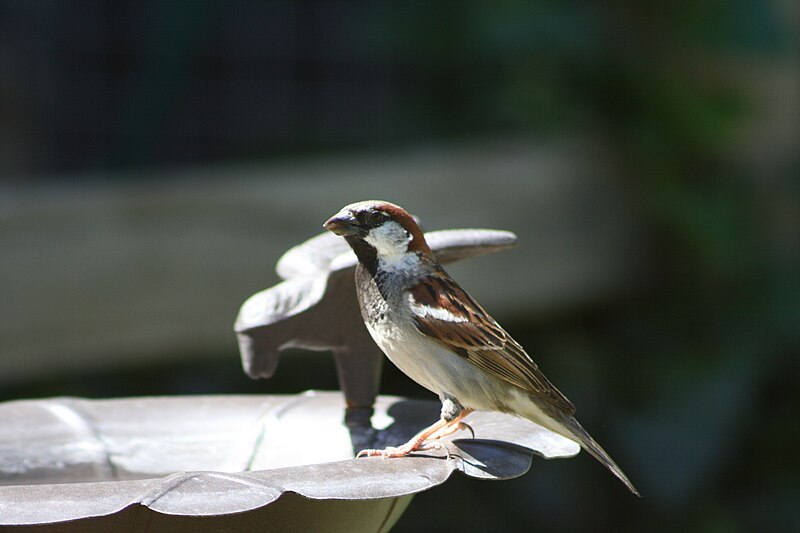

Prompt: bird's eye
[{"left": 367, "top": 211, "right": 384, "bottom": 225}]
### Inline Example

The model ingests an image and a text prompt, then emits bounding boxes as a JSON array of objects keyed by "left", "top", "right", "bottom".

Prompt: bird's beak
[{"left": 323, "top": 212, "right": 360, "bottom": 236}]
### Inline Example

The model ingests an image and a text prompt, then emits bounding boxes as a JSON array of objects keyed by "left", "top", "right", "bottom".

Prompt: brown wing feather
[{"left": 410, "top": 272, "right": 576, "bottom": 415}]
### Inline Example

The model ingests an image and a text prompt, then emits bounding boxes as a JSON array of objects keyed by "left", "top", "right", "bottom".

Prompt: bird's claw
[
  {"left": 356, "top": 440, "right": 449, "bottom": 459},
  {"left": 356, "top": 445, "right": 414, "bottom": 459}
]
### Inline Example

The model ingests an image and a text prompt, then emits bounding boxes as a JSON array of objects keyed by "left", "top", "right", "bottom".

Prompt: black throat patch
[{"left": 345, "top": 235, "right": 378, "bottom": 277}]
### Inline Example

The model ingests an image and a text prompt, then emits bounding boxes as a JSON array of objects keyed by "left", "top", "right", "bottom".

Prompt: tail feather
[{"left": 559, "top": 415, "right": 640, "bottom": 497}]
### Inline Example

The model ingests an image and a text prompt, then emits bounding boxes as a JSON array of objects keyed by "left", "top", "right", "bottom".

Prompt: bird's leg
[
  {"left": 357, "top": 396, "right": 472, "bottom": 458},
  {"left": 426, "top": 395, "right": 472, "bottom": 440},
  {"left": 427, "top": 408, "right": 474, "bottom": 440}
]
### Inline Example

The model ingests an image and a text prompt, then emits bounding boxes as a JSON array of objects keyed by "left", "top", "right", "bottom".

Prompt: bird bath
[
  {"left": 0, "top": 391, "right": 579, "bottom": 530},
  {"left": 0, "top": 223, "right": 581, "bottom": 531}
]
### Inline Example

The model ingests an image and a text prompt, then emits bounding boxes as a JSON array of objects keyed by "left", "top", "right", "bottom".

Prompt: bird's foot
[
  {"left": 357, "top": 438, "right": 446, "bottom": 459},
  {"left": 356, "top": 409, "right": 474, "bottom": 459}
]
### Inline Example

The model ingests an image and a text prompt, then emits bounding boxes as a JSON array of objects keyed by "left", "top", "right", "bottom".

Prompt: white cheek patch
[{"left": 364, "top": 221, "right": 413, "bottom": 259}]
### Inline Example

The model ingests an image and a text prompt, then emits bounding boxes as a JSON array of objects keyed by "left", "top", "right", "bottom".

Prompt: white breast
[{"left": 365, "top": 299, "right": 505, "bottom": 412}]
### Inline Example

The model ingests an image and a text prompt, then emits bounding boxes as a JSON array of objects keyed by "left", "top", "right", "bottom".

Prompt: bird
[{"left": 323, "top": 200, "right": 639, "bottom": 496}]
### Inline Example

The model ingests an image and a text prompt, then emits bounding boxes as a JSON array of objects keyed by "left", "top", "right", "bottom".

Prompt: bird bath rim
[{"left": 0, "top": 390, "right": 579, "bottom": 526}]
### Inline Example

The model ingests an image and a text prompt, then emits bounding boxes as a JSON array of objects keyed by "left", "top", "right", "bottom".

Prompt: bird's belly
[
  {"left": 366, "top": 321, "right": 439, "bottom": 390},
  {"left": 366, "top": 320, "right": 505, "bottom": 411}
]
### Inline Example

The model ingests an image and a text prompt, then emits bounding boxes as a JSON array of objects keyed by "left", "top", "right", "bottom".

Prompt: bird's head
[{"left": 324, "top": 201, "right": 432, "bottom": 266}]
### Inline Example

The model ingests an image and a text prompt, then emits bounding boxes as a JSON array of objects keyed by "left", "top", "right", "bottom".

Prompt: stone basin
[{"left": 0, "top": 391, "right": 579, "bottom": 531}]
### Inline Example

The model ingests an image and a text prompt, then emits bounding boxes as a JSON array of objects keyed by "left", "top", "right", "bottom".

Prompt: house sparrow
[{"left": 324, "top": 200, "right": 639, "bottom": 496}]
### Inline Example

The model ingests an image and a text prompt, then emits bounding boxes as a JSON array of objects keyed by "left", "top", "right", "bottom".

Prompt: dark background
[{"left": 1, "top": 1, "right": 798, "bottom": 531}]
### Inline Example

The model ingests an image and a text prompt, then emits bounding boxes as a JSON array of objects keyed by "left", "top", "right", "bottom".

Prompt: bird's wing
[{"left": 408, "top": 271, "right": 576, "bottom": 415}]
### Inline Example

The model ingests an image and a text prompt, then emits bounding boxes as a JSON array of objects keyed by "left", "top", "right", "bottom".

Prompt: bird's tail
[{"left": 558, "top": 415, "right": 640, "bottom": 496}]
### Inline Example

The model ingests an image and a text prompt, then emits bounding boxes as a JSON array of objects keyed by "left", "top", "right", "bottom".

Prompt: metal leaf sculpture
[{"left": 235, "top": 227, "right": 519, "bottom": 428}]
